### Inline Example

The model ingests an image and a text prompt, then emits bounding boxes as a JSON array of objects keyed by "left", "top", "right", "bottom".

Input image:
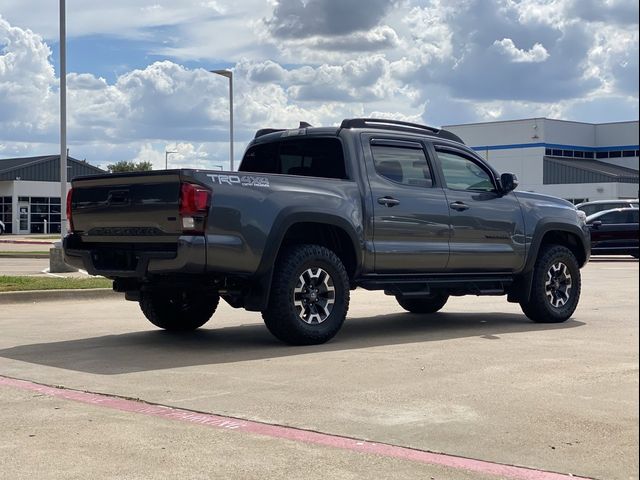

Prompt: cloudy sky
[{"left": 0, "top": 0, "right": 638, "bottom": 170}]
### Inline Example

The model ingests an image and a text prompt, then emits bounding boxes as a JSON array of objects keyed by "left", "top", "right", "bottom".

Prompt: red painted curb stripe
[{"left": 0, "top": 376, "right": 590, "bottom": 480}]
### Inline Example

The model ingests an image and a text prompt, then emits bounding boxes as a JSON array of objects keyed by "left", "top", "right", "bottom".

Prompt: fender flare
[
  {"left": 509, "top": 221, "right": 590, "bottom": 303},
  {"left": 243, "top": 210, "right": 363, "bottom": 311}
]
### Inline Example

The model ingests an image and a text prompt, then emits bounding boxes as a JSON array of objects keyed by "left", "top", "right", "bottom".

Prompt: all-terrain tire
[
  {"left": 396, "top": 294, "right": 449, "bottom": 314},
  {"left": 262, "top": 244, "right": 350, "bottom": 345},
  {"left": 140, "top": 289, "right": 219, "bottom": 331},
  {"left": 520, "top": 245, "right": 581, "bottom": 323}
]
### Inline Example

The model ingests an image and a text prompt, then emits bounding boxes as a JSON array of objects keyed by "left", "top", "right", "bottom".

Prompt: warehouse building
[
  {"left": 444, "top": 118, "right": 639, "bottom": 203},
  {"left": 0, "top": 155, "right": 104, "bottom": 234}
]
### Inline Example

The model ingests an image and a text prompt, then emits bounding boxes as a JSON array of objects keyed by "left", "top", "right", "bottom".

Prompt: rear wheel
[
  {"left": 262, "top": 244, "right": 350, "bottom": 345},
  {"left": 520, "top": 245, "right": 581, "bottom": 323},
  {"left": 396, "top": 294, "right": 449, "bottom": 314},
  {"left": 140, "top": 289, "right": 219, "bottom": 331}
]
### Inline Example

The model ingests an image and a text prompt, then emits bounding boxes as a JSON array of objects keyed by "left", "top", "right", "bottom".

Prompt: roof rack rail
[{"left": 339, "top": 118, "right": 464, "bottom": 144}]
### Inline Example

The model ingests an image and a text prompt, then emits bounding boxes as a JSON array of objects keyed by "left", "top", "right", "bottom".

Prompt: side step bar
[{"left": 357, "top": 273, "right": 513, "bottom": 297}]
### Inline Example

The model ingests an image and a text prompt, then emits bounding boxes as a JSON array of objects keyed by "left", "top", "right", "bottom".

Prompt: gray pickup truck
[{"left": 64, "top": 118, "right": 590, "bottom": 345}]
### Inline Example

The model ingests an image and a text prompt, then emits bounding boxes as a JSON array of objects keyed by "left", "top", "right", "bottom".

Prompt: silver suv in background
[{"left": 576, "top": 199, "right": 639, "bottom": 217}]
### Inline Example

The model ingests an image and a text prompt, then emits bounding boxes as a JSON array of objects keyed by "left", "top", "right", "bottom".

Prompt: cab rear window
[{"left": 239, "top": 138, "right": 347, "bottom": 179}]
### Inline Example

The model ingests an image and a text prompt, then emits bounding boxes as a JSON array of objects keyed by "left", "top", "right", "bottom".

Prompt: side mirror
[
  {"left": 500, "top": 173, "right": 518, "bottom": 194},
  {"left": 589, "top": 220, "right": 602, "bottom": 229}
]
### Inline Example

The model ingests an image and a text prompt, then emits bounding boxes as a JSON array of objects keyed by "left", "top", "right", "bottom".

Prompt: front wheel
[
  {"left": 520, "top": 245, "right": 581, "bottom": 323},
  {"left": 140, "top": 289, "right": 219, "bottom": 331},
  {"left": 396, "top": 294, "right": 449, "bottom": 314},
  {"left": 262, "top": 244, "right": 350, "bottom": 345}
]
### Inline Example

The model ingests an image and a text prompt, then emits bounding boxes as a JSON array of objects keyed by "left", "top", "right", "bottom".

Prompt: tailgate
[{"left": 71, "top": 171, "right": 182, "bottom": 243}]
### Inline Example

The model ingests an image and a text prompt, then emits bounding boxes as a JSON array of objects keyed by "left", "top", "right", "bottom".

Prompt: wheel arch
[
  {"left": 243, "top": 213, "right": 362, "bottom": 311},
  {"left": 529, "top": 224, "right": 589, "bottom": 270},
  {"left": 508, "top": 223, "right": 589, "bottom": 304}
]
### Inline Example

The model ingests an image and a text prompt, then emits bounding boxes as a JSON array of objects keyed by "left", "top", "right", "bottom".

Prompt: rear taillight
[
  {"left": 179, "top": 183, "right": 211, "bottom": 233},
  {"left": 66, "top": 188, "right": 74, "bottom": 233}
]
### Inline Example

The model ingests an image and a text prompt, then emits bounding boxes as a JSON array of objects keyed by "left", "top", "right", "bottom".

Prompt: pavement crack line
[{"left": 0, "top": 374, "right": 594, "bottom": 480}]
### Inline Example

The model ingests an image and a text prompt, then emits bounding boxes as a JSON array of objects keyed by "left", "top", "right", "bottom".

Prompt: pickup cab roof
[{"left": 252, "top": 118, "right": 464, "bottom": 145}]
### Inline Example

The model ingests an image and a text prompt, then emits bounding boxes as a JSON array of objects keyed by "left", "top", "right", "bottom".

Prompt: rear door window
[
  {"left": 371, "top": 142, "right": 434, "bottom": 187},
  {"left": 577, "top": 203, "right": 635, "bottom": 216},
  {"left": 598, "top": 210, "right": 629, "bottom": 224}
]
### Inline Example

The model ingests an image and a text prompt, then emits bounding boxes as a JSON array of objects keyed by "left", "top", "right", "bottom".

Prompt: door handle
[
  {"left": 449, "top": 201, "right": 469, "bottom": 211},
  {"left": 378, "top": 196, "right": 400, "bottom": 207}
]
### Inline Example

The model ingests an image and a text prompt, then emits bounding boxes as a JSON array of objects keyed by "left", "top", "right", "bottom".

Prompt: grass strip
[{"left": 0, "top": 275, "right": 111, "bottom": 292}]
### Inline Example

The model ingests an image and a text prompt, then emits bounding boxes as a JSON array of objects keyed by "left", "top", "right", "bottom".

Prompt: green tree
[{"left": 107, "top": 160, "right": 153, "bottom": 173}]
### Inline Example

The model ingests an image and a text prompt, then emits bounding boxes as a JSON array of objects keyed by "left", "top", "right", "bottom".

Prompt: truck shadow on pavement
[{"left": 0, "top": 311, "right": 585, "bottom": 375}]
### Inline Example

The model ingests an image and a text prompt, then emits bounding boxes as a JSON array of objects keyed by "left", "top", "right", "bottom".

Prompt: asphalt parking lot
[{"left": 1, "top": 258, "right": 638, "bottom": 480}]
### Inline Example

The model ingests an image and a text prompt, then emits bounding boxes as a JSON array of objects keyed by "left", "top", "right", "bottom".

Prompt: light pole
[
  {"left": 211, "top": 69, "right": 234, "bottom": 171},
  {"left": 59, "top": 0, "right": 67, "bottom": 238},
  {"left": 165, "top": 150, "right": 178, "bottom": 170},
  {"left": 50, "top": 0, "right": 75, "bottom": 273}
]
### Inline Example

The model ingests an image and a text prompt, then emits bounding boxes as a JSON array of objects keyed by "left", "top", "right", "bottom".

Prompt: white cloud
[
  {"left": 132, "top": 141, "right": 224, "bottom": 170},
  {"left": 586, "top": 24, "right": 639, "bottom": 96},
  {"left": 0, "top": 16, "right": 57, "bottom": 139},
  {"left": 264, "top": 0, "right": 399, "bottom": 39},
  {"left": 0, "top": 0, "right": 228, "bottom": 40},
  {"left": 1, "top": 0, "right": 639, "bottom": 168},
  {"left": 493, "top": 38, "right": 550, "bottom": 63},
  {"left": 307, "top": 25, "right": 400, "bottom": 52}
]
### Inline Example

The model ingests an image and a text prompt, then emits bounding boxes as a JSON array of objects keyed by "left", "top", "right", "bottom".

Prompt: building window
[
  {"left": 545, "top": 148, "right": 552, "bottom": 155},
  {"left": 596, "top": 152, "right": 608, "bottom": 159},
  {"left": 562, "top": 150, "right": 573, "bottom": 157},
  {"left": 26, "top": 196, "right": 61, "bottom": 234},
  {"left": 573, "top": 151, "right": 584, "bottom": 158},
  {"left": 622, "top": 150, "right": 635, "bottom": 157},
  {"left": 584, "top": 152, "right": 594, "bottom": 159},
  {"left": 552, "top": 149, "right": 562, "bottom": 156},
  {"left": 609, "top": 151, "right": 622, "bottom": 158},
  {"left": 0, "top": 196, "right": 13, "bottom": 234}
]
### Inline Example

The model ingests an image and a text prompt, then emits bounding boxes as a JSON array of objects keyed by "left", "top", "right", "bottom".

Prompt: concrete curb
[
  {"left": 0, "top": 288, "right": 119, "bottom": 304},
  {"left": 0, "top": 253, "right": 49, "bottom": 259},
  {"left": 0, "top": 240, "right": 54, "bottom": 245}
]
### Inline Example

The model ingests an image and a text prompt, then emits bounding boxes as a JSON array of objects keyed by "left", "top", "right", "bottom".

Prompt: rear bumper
[{"left": 63, "top": 234, "right": 206, "bottom": 278}]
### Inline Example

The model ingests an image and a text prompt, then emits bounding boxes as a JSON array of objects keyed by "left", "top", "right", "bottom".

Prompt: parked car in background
[
  {"left": 586, "top": 208, "right": 639, "bottom": 258},
  {"left": 577, "top": 199, "right": 639, "bottom": 217}
]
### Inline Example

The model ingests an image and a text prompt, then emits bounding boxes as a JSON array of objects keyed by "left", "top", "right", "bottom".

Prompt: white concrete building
[
  {"left": 443, "top": 118, "right": 639, "bottom": 203},
  {"left": 0, "top": 155, "right": 104, "bottom": 234}
]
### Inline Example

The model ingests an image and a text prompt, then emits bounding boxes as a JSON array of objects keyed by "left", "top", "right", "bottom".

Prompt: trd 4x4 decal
[{"left": 206, "top": 174, "right": 270, "bottom": 187}]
